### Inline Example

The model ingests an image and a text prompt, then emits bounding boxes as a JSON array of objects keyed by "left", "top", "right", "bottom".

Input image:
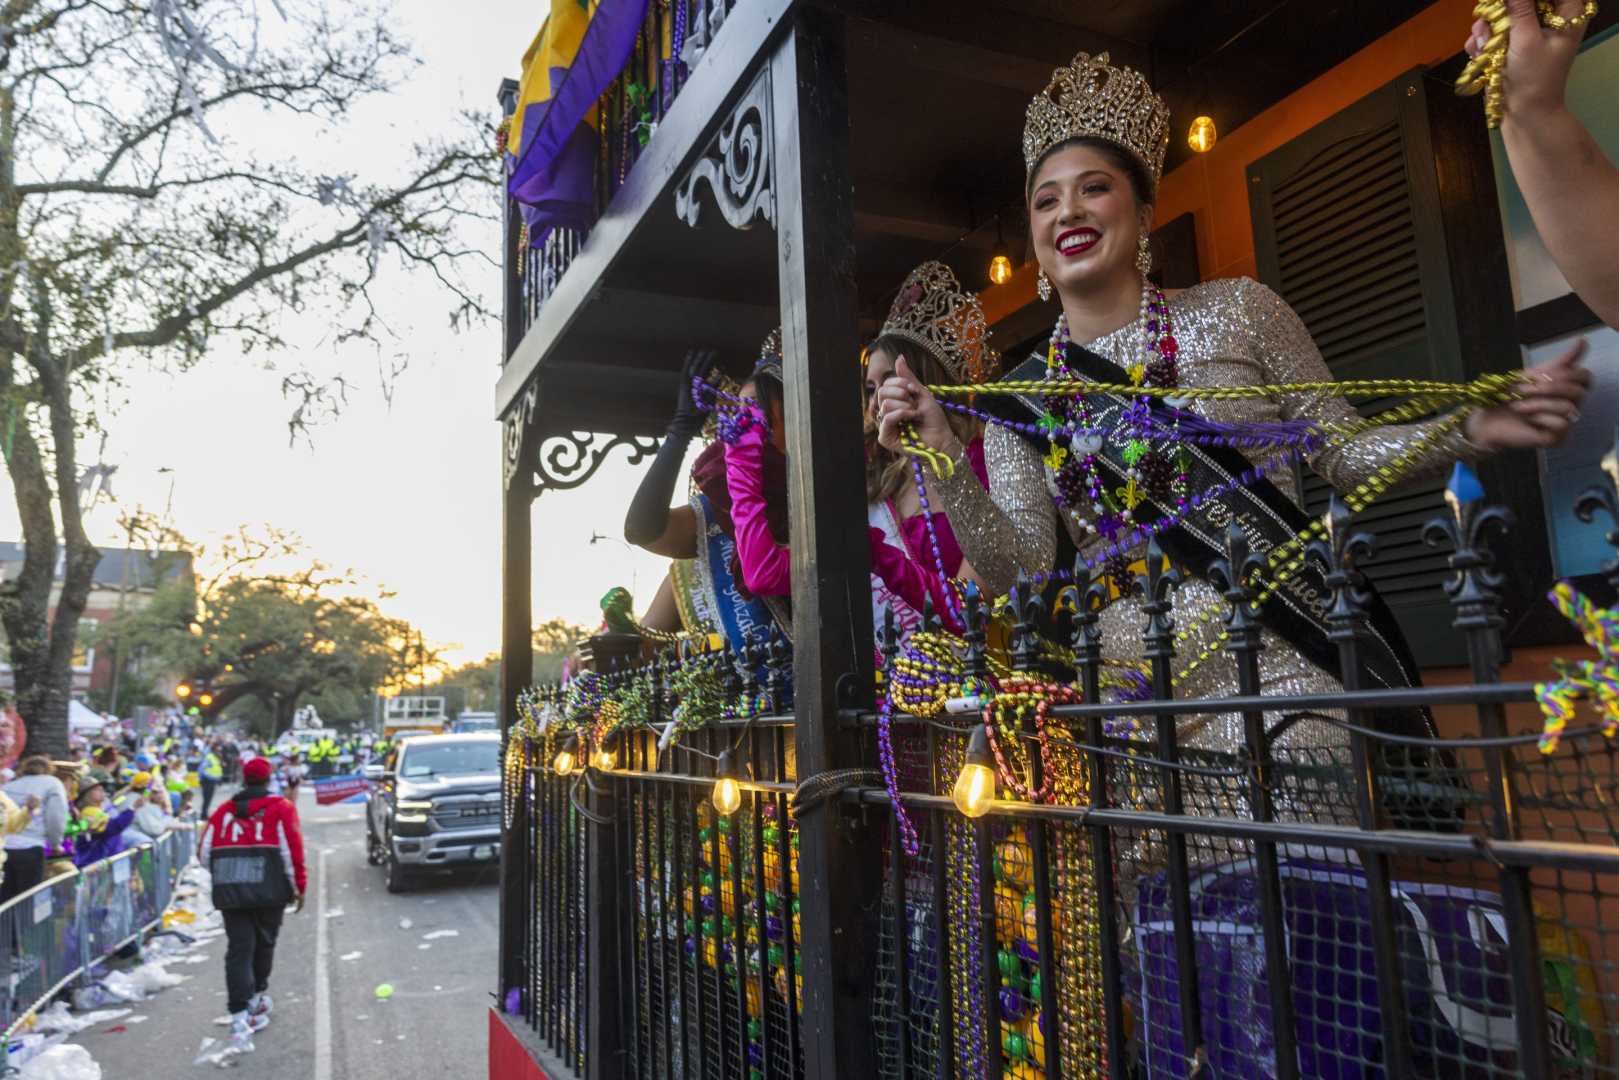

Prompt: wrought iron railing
[
  {"left": 502, "top": 0, "right": 743, "bottom": 357},
  {"left": 503, "top": 461, "right": 1619, "bottom": 1078}
]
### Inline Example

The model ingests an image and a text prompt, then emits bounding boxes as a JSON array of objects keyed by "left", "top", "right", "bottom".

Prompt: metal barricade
[{"left": 0, "top": 827, "right": 198, "bottom": 1043}]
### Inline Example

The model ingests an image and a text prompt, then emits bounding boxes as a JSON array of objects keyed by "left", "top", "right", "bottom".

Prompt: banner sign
[{"left": 314, "top": 774, "right": 370, "bottom": 806}]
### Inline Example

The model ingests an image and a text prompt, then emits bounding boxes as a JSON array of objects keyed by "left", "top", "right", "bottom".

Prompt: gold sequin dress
[{"left": 989, "top": 277, "right": 1477, "bottom": 806}]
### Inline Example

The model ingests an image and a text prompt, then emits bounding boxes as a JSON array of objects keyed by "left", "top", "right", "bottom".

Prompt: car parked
[{"left": 364, "top": 732, "right": 501, "bottom": 893}]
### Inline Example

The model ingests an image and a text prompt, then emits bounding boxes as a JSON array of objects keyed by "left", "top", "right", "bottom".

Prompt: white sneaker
[
  {"left": 249, "top": 992, "right": 274, "bottom": 1019},
  {"left": 228, "top": 1010, "right": 265, "bottom": 1052}
]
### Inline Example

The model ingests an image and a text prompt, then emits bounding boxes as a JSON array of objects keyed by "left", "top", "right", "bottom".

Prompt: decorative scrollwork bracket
[
  {"left": 503, "top": 383, "right": 539, "bottom": 492},
  {"left": 531, "top": 431, "right": 661, "bottom": 496},
  {"left": 675, "top": 66, "right": 775, "bottom": 230}
]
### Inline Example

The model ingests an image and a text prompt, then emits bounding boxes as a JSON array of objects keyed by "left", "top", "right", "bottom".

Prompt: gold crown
[
  {"left": 879, "top": 261, "right": 999, "bottom": 385},
  {"left": 1023, "top": 52, "right": 1170, "bottom": 184}
]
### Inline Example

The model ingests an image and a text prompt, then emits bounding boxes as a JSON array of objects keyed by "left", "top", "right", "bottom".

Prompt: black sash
[{"left": 989, "top": 348, "right": 1437, "bottom": 741}]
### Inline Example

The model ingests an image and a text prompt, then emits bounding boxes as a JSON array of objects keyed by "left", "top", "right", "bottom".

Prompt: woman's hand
[
  {"left": 671, "top": 348, "right": 719, "bottom": 438},
  {"left": 874, "top": 356, "right": 959, "bottom": 455},
  {"left": 1466, "top": 0, "right": 1587, "bottom": 121},
  {"left": 1465, "top": 338, "right": 1591, "bottom": 451}
]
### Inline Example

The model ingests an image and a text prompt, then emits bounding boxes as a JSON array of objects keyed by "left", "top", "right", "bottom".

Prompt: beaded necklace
[{"left": 1046, "top": 283, "right": 1188, "bottom": 583}]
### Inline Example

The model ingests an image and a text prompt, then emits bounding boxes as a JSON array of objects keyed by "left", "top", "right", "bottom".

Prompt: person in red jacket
[{"left": 198, "top": 756, "right": 306, "bottom": 1049}]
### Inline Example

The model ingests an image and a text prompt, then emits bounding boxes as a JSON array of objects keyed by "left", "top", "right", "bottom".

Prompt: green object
[
  {"left": 993, "top": 855, "right": 1005, "bottom": 882},
  {"left": 996, "top": 948, "right": 1018, "bottom": 979},
  {"left": 683, "top": 918, "right": 696, "bottom": 936},
  {"left": 1122, "top": 439, "right": 1147, "bottom": 466},
  {"left": 716, "top": 816, "right": 730, "bottom": 834},
  {"left": 720, "top": 916, "right": 733, "bottom": 937},
  {"left": 702, "top": 917, "right": 716, "bottom": 938},
  {"left": 766, "top": 944, "right": 784, "bottom": 968},
  {"left": 700, "top": 871, "right": 715, "bottom": 891},
  {"left": 763, "top": 891, "right": 780, "bottom": 912},
  {"left": 748, "top": 1018, "right": 762, "bottom": 1041},
  {"left": 374, "top": 983, "right": 394, "bottom": 1001},
  {"left": 599, "top": 587, "right": 637, "bottom": 634},
  {"left": 762, "top": 824, "right": 780, "bottom": 846},
  {"left": 698, "top": 827, "right": 712, "bottom": 845},
  {"left": 790, "top": 897, "right": 799, "bottom": 917},
  {"left": 1003, "top": 1031, "right": 1027, "bottom": 1060},
  {"left": 1029, "top": 970, "right": 1042, "bottom": 1002}
]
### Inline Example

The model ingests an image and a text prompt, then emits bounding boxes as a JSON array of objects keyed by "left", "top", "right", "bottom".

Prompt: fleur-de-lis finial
[
  {"left": 1422, "top": 462, "right": 1512, "bottom": 632},
  {"left": 962, "top": 580, "right": 989, "bottom": 679},
  {"left": 1010, "top": 572, "right": 1043, "bottom": 671},
  {"left": 1134, "top": 538, "right": 1182, "bottom": 660},
  {"left": 1308, "top": 495, "right": 1377, "bottom": 636},
  {"left": 1208, "top": 523, "right": 1267, "bottom": 649}
]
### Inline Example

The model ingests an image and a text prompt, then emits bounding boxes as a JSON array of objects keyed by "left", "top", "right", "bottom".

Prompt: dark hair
[
  {"left": 744, "top": 365, "right": 785, "bottom": 427},
  {"left": 19, "top": 755, "right": 50, "bottom": 776},
  {"left": 1027, "top": 136, "right": 1154, "bottom": 208}
]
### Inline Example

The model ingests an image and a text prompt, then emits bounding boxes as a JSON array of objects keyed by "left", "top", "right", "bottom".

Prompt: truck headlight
[{"left": 395, "top": 800, "right": 432, "bottom": 824}]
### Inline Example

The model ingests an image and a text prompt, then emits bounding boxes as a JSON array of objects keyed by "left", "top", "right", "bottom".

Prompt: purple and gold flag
[{"left": 505, "top": 0, "right": 650, "bottom": 246}]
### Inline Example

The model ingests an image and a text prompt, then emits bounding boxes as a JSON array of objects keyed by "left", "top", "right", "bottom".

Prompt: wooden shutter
[{"left": 1248, "top": 70, "right": 1473, "bottom": 667}]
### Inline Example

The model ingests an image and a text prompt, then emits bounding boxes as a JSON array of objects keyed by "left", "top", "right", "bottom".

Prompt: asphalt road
[{"left": 70, "top": 788, "right": 500, "bottom": 1080}]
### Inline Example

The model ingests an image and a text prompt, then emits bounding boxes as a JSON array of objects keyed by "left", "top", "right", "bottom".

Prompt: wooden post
[
  {"left": 498, "top": 456, "right": 534, "bottom": 1005},
  {"left": 771, "top": 8, "right": 879, "bottom": 1078}
]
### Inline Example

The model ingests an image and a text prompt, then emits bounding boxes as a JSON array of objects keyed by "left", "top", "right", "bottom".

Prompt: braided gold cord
[
  {"left": 927, "top": 372, "right": 1523, "bottom": 405},
  {"left": 1456, "top": 2, "right": 1599, "bottom": 127}
]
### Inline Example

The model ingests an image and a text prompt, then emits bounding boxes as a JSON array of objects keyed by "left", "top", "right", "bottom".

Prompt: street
[{"left": 69, "top": 789, "right": 498, "bottom": 1079}]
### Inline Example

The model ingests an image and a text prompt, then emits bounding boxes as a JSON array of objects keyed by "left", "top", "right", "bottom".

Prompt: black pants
[
  {"left": 0, "top": 847, "right": 45, "bottom": 905},
  {"left": 200, "top": 779, "right": 218, "bottom": 818},
  {"left": 222, "top": 906, "right": 284, "bottom": 1014}
]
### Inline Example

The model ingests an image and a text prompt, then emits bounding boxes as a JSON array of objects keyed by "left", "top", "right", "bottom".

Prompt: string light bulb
[
  {"left": 952, "top": 725, "right": 997, "bottom": 818},
  {"left": 552, "top": 733, "right": 579, "bottom": 776},
  {"left": 712, "top": 749, "right": 743, "bottom": 816},
  {"left": 1187, "top": 115, "right": 1216, "bottom": 153},
  {"left": 591, "top": 731, "right": 618, "bottom": 772},
  {"left": 988, "top": 215, "right": 1013, "bottom": 285}
]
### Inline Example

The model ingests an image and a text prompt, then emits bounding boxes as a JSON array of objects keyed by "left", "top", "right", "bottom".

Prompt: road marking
[{"left": 314, "top": 847, "right": 332, "bottom": 1080}]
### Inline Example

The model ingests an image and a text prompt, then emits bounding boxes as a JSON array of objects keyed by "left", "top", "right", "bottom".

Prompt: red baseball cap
[{"left": 242, "top": 757, "right": 273, "bottom": 784}]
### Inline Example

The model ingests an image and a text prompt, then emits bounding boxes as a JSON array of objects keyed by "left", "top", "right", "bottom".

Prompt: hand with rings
[
  {"left": 1464, "top": 338, "right": 1591, "bottom": 451},
  {"left": 873, "top": 355, "right": 958, "bottom": 455}
]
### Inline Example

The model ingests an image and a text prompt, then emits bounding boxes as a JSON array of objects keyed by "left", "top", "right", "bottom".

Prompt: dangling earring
[
  {"left": 1136, "top": 233, "right": 1153, "bottom": 277},
  {"left": 1036, "top": 268, "right": 1052, "bottom": 302}
]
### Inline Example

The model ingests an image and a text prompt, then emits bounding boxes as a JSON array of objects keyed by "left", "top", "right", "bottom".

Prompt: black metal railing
[
  {"left": 502, "top": 0, "right": 743, "bottom": 356},
  {"left": 504, "top": 462, "right": 1619, "bottom": 1078}
]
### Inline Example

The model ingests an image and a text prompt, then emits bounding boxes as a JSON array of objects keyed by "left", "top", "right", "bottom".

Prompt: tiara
[
  {"left": 753, "top": 327, "right": 783, "bottom": 383},
  {"left": 879, "top": 261, "right": 999, "bottom": 385},
  {"left": 1023, "top": 52, "right": 1170, "bottom": 184}
]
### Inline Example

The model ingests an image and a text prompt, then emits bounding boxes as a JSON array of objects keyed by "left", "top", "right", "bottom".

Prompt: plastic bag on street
[
  {"left": 194, "top": 1035, "right": 250, "bottom": 1067},
  {"left": 17, "top": 1044, "right": 102, "bottom": 1080},
  {"left": 32, "top": 1003, "right": 130, "bottom": 1036}
]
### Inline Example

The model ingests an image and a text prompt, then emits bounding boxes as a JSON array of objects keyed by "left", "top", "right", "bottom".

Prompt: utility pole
[{"left": 106, "top": 515, "right": 136, "bottom": 719}]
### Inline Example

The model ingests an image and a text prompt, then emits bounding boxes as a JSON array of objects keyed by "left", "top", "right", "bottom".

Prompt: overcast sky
[{"left": 0, "top": 2, "right": 679, "bottom": 666}]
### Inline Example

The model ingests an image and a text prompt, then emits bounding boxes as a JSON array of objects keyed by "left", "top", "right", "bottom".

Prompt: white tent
[{"left": 68, "top": 699, "right": 105, "bottom": 734}]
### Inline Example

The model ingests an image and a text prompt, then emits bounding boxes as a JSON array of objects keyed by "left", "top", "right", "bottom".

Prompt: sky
[{"left": 0, "top": 2, "right": 679, "bottom": 666}]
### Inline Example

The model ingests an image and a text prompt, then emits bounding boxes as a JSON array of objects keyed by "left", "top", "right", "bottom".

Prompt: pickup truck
[{"left": 364, "top": 732, "right": 501, "bottom": 892}]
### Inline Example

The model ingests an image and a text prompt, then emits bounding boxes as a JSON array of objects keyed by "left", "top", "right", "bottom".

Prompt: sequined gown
[{"left": 971, "top": 277, "right": 1477, "bottom": 804}]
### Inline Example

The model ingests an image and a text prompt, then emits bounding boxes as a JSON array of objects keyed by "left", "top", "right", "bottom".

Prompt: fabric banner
[
  {"left": 314, "top": 774, "right": 370, "bottom": 806},
  {"left": 505, "top": 0, "right": 650, "bottom": 246}
]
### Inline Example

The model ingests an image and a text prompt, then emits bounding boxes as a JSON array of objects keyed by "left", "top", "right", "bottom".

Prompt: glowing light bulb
[
  {"left": 988, "top": 254, "right": 1013, "bottom": 286},
  {"left": 712, "top": 776, "right": 742, "bottom": 816},
  {"left": 952, "top": 725, "right": 996, "bottom": 818},
  {"left": 592, "top": 746, "right": 616, "bottom": 771},
  {"left": 712, "top": 748, "right": 744, "bottom": 815},
  {"left": 1188, "top": 115, "right": 1216, "bottom": 154},
  {"left": 552, "top": 734, "right": 579, "bottom": 776}
]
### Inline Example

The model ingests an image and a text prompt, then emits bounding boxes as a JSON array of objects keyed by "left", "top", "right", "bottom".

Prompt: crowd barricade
[{"left": 0, "top": 828, "right": 196, "bottom": 1042}]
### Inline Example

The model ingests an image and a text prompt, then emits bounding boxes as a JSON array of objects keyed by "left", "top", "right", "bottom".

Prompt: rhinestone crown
[
  {"left": 1023, "top": 51, "right": 1170, "bottom": 184},
  {"left": 879, "top": 261, "right": 999, "bottom": 385}
]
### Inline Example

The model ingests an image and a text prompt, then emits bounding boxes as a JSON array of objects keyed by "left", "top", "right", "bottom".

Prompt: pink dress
[{"left": 723, "top": 409, "right": 986, "bottom": 637}]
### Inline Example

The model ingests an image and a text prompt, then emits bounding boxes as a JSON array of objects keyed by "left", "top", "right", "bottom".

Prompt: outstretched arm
[
  {"left": 1470, "top": 0, "right": 1619, "bottom": 326},
  {"left": 624, "top": 350, "right": 716, "bottom": 557}
]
